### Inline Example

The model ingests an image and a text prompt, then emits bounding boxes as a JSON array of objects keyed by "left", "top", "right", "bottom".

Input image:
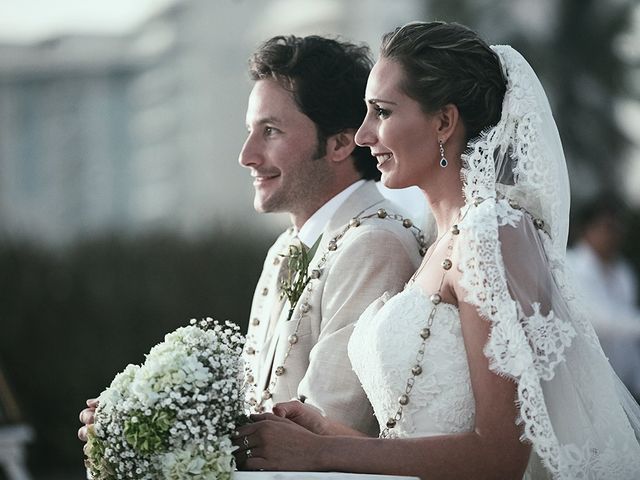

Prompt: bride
[{"left": 233, "top": 21, "right": 640, "bottom": 479}]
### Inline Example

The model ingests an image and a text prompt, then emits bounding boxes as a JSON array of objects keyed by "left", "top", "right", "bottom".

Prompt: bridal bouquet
[{"left": 85, "top": 318, "right": 246, "bottom": 480}]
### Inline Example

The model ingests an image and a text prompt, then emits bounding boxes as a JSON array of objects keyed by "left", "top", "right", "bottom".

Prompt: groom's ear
[
  {"left": 325, "top": 129, "right": 357, "bottom": 164},
  {"left": 435, "top": 104, "right": 461, "bottom": 142}
]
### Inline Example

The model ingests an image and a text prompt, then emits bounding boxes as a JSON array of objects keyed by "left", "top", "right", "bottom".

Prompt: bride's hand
[
  {"left": 233, "top": 413, "right": 323, "bottom": 471},
  {"left": 271, "top": 400, "right": 331, "bottom": 435}
]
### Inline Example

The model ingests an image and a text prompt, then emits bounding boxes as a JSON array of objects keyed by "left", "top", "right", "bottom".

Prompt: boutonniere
[{"left": 279, "top": 237, "right": 320, "bottom": 321}]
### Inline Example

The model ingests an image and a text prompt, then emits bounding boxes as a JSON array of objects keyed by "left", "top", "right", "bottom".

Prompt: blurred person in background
[
  {"left": 0, "top": 364, "right": 32, "bottom": 479},
  {"left": 567, "top": 196, "right": 640, "bottom": 399}
]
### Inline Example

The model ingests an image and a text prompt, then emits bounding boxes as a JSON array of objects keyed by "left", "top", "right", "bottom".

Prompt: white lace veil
[{"left": 457, "top": 45, "right": 640, "bottom": 479}]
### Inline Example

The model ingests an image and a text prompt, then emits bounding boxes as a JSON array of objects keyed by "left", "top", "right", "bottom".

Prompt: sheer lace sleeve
[{"left": 457, "top": 198, "right": 640, "bottom": 479}]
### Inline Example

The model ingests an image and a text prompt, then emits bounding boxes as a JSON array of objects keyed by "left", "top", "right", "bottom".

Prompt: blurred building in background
[{"left": 0, "top": 0, "right": 426, "bottom": 247}]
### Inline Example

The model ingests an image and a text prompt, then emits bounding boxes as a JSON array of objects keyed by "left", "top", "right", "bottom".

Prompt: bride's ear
[
  {"left": 326, "top": 129, "right": 357, "bottom": 163},
  {"left": 435, "top": 104, "right": 461, "bottom": 143}
]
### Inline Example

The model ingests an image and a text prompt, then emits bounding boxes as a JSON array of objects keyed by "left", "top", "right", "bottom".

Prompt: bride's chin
[
  {"left": 380, "top": 175, "right": 394, "bottom": 188},
  {"left": 381, "top": 174, "right": 406, "bottom": 190}
]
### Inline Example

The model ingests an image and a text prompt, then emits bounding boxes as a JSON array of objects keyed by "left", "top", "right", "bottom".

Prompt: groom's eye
[{"left": 264, "top": 126, "right": 278, "bottom": 137}]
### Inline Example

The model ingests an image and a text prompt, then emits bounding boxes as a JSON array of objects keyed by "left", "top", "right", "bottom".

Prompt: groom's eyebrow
[
  {"left": 367, "top": 98, "right": 397, "bottom": 105},
  {"left": 246, "top": 116, "right": 283, "bottom": 129},
  {"left": 256, "top": 116, "right": 283, "bottom": 125}
]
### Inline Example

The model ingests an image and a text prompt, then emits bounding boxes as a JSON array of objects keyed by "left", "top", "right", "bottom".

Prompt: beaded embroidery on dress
[{"left": 349, "top": 284, "right": 475, "bottom": 438}]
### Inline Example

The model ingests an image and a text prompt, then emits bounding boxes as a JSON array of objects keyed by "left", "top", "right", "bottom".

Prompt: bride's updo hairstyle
[{"left": 381, "top": 22, "right": 506, "bottom": 142}]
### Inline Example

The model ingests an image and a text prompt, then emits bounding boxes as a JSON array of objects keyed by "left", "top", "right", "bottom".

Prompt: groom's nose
[{"left": 239, "top": 132, "right": 263, "bottom": 168}]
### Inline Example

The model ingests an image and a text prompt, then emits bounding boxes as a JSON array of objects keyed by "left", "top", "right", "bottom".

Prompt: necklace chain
[
  {"left": 246, "top": 207, "right": 428, "bottom": 413},
  {"left": 380, "top": 205, "right": 470, "bottom": 438}
]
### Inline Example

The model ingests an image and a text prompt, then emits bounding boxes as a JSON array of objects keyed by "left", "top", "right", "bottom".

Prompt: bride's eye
[{"left": 374, "top": 106, "right": 391, "bottom": 119}]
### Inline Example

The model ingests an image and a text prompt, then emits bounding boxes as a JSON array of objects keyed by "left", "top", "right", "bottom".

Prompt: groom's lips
[{"left": 251, "top": 172, "right": 280, "bottom": 186}]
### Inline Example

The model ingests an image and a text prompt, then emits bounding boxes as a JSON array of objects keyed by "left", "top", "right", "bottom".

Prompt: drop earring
[{"left": 439, "top": 139, "right": 448, "bottom": 168}]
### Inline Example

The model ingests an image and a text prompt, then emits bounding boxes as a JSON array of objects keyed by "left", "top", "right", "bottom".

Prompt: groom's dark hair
[{"left": 248, "top": 35, "right": 380, "bottom": 181}]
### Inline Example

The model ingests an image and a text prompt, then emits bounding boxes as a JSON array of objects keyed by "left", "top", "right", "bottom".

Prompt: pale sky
[{"left": 0, "top": 0, "right": 178, "bottom": 43}]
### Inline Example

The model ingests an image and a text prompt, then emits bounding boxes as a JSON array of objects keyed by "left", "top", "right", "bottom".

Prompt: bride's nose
[{"left": 355, "top": 117, "right": 376, "bottom": 147}]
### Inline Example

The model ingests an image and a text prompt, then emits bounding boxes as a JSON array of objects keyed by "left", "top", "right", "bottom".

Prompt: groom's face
[{"left": 239, "top": 79, "right": 334, "bottom": 222}]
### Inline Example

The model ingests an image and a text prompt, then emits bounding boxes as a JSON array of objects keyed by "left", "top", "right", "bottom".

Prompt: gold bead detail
[
  {"left": 246, "top": 346, "right": 256, "bottom": 355},
  {"left": 246, "top": 374, "right": 255, "bottom": 384},
  {"left": 509, "top": 199, "right": 520, "bottom": 209},
  {"left": 377, "top": 208, "right": 387, "bottom": 218},
  {"left": 251, "top": 318, "right": 260, "bottom": 326},
  {"left": 399, "top": 394, "right": 409, "bottom": 406},
  {"left": 402, "top": 218, "right": 413, "bottom": 228},
  {"left": 419, "top": 246, "right": 428, "bottom": 257},
  {"left": 275, "top": 366, "right": 285, "bottom": 376},
  {"left": 262, "top": 390, "right": 272, "bottom": 400},
  {"left": 299, "top": 302, "right": 311, "bottom": 313},
  {"left": 249, "top": 397, "right": 257, "bottom": 405},
  {"left": 534, "top": 218, "right": 545, "bottom": 230},
  {"left": 288, "top": 334, "right": 298, "bottom": 344},
  {"left": 420, "top": 328, "right": 431, "bottom": 339},
  {"left": 328, "top": 240, "right": 338, "bottom": 251},
  {"left": 441, "top": 259, "right": 452, "bottom": 270},
  {"left": 412, "top": 365, "right": 423, "bottom": 376},
  {"left": 349, "top": 217, "right": 361, "bottom": 228},
  {"left": 430, "top": 293, "right": 442, "bottom": 305},
  {"left": 256, "top": 405, "right": 265, "bottom": 413},
  {"left": 261, "top": 287, "right": 269, "bottom": 296},
  {"left": 311, "top": 269, "right": 321, "bottom": 279},
  {"left": 451, "top": 225, "right": 460, "bottom": 235},
  {"left": 386, "top": 418, "right": 396, "bottom": 428}
]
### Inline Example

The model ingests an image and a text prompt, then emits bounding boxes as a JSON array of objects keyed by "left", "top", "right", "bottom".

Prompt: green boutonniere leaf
[{"left": 279, "top": 237, "right": 320, "bottom": 321}]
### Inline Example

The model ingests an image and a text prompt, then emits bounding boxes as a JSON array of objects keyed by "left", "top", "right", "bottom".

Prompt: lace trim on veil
[{"left": 457, "top": 46, "right": 640, "bottom": 479}]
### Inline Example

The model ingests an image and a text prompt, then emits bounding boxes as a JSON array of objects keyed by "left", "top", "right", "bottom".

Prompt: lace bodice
[{"left": 348, "top": 284, "right": 475, "bottom": 437}]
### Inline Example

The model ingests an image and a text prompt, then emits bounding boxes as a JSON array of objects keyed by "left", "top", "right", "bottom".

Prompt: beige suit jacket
[{"left": 244, "top": 181, "right": 422, "bottom": 435}]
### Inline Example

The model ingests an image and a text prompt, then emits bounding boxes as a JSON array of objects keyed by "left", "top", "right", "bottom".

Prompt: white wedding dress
[{"left": 349, "top": 285, "right": 475, "bottom": 438}]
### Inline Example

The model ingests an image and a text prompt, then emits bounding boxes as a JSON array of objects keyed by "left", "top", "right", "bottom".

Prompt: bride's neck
[{"left": 421, "top": 174, "right": 465, "bottom": 236}]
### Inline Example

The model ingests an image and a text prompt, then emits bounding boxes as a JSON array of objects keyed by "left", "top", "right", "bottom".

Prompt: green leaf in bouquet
[
  {"left": 86, "top": 424, "right": 116, "bottom": 480},
  {"left": 124, "top": 408, "right": 176, "bottom": 454}
]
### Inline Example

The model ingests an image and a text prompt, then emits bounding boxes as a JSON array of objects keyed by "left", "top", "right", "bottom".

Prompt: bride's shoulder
[{"left": 461, "top": 197, "right": 548, "bottom": 247}]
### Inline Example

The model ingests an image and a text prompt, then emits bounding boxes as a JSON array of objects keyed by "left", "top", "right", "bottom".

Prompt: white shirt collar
[{"left": 296, "top": 179, "right": 365, "bottom": 247}]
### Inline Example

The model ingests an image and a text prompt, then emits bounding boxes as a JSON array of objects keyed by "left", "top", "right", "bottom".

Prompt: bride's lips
[{"left": 373, "top": 152, "right": 393, "bottom": 169}]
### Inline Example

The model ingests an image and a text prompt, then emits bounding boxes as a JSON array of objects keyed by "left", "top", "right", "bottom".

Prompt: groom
[
  {"left": 78, "top": 35, "right": 424, "bottom": 442},
  {"left": 240, "top": 35, "right": 424, "bottom": 436}
]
